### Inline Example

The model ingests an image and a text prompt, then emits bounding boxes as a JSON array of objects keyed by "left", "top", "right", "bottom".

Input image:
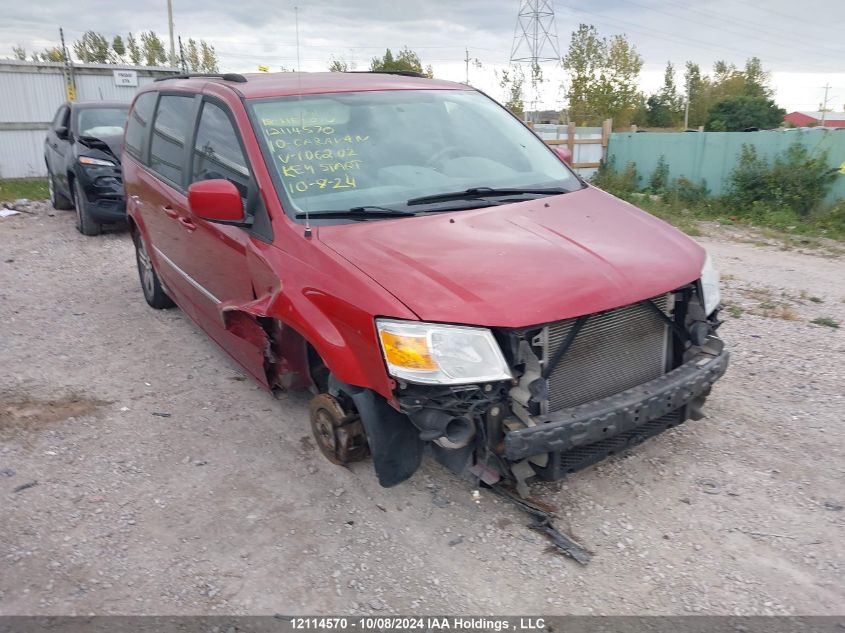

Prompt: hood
[
  {"left": 76, "top": 134, "right": 124, "bottom": 164},
  {"left": 318, "top": 186, "right": 705, "bottom": 328}
]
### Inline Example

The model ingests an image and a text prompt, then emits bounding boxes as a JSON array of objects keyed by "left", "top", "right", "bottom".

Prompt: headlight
[
  {"left": 376, "top": 318, "right": 512, "bottom": 385},
  {"left": 700, "top": 251, "right": 721, "bottom": 315},
  {"left": 79, "top": 156, "right": 114, "bottom": 167}
]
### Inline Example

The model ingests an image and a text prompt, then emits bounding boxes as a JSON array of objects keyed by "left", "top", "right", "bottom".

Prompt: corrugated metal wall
[
  {"left": 0, "top": 60, "right": 177, "bottom": 179},
  {"left": 607, "top": 129, "right": 845, "bottom": 201}
]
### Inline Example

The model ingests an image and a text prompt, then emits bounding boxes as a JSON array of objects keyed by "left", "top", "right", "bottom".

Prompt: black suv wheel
[
  {"left": 73, "top": 180, "right": 102, "bottom": 236},
  {"left": 47, "top": 167, "right": 72, "bottom": 210}
]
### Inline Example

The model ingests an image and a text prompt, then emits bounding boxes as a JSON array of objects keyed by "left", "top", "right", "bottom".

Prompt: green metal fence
[{"left": 607, "top": 129, "right": 845, "bottom": 201}]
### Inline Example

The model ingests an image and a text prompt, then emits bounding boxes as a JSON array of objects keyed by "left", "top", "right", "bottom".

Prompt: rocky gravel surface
[{"left": 1, "top": 201, "right": 843, "bottom": 615}]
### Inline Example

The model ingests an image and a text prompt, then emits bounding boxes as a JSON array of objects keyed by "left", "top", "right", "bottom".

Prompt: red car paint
[
  {"left": 319, "top": 186, "right": 704, "bottom": 328},
  {"left": 124, "top": 73, "right": 704, "bottom": 407}
]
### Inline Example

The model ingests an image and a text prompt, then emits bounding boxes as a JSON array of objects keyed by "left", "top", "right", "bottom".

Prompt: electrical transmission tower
[{"left": 510, "top": 0, "right": 561, "bottom": 118}]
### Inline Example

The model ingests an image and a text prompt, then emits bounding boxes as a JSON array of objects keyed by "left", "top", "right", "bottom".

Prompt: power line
[
  {"left": 556, "top": 2, "right": 838, "bottom": 72},
  {"left": 621, "top": 0, "right": 842, "bottom": 60}
]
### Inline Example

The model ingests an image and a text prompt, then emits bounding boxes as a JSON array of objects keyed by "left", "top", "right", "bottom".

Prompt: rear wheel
[
  {"left": 73, "top": 180, "right": 101, "bottom": 236},
  {"left": 48, "top": 168, "right": 72, "bottom": 210},
  {"left": 133, "top": 230, "right": 175, "bottom": 309}
]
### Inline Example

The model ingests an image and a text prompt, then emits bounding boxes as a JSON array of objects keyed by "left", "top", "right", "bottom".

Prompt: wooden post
[
  {"left": 567, "top": 122, "right": 576, "bottom": 160},
  {"left": 601, "top": 118, "right": 613, "bottom": 163}
]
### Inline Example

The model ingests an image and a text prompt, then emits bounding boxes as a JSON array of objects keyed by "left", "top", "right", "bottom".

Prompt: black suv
[{"left": 44, "top": 101, "right": 129, "bottom": 235}]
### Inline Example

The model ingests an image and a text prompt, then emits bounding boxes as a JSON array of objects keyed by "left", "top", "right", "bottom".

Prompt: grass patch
[
  {"left": 810, "top": 317, "right": 840, "bottom": 329},
  {"left": 726, "top": 305, "right": 743, "bottom": 318},
  {"left": 0, "top": 178, "right": 49, "bottom": 203},
  {"left": 758, "top": 304, "right": 798, "bottom": 321},
  {"left": 800, "top": 290, "right": 823, "bottom": 303}
]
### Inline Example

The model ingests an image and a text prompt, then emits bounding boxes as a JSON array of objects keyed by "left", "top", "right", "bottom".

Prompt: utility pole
[
  {"left": 684, "top": 87, "right": 690, "bottom": 129},
  {"left": 167, "top": 0, "right": 176, "bottom": 67},
  {"left": 820, "top": 83, "right": 831, "bottom": 127},
  {"left": 178, "top": 35, "right": 186, "bottom": 73},
  {"left": 510, "top": 0, "right": 561, "bottom": 119},
  {"left": 465, "top": 48, "right": 470, "bottom": 84},
  {"left": 59, "top": 27, "right": 75, "bottom": 102}
]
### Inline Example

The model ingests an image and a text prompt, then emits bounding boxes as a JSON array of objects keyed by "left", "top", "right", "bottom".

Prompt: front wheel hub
[{"left": 309, "top": 393, "right": 369, "bottom": 465}]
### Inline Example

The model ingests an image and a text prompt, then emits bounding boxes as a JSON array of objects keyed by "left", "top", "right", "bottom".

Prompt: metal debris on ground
[
  {"left": 13, "top": 480, "right": 38, "bottom": 493},
  {"left": 491, "top": 485, "right": 592, "bottom": 565}
]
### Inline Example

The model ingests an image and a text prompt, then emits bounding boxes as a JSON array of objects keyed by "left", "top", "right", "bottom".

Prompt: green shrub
[
  {"left": 648, "top": 156, "right": 670, "bottom": 194},
  {"left": 669, "top": 177, "right": 709, "bottom": 207},
  {"left": 727, "top": 142, "right": 837, "bottom": 218},
  {"left": 591, "top": 157, "right": 640, "bottom": 197}
]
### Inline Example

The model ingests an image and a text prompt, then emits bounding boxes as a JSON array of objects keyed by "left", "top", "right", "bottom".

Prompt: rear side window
[
  {"left": 149, "top": 95, "right": 195, "bottom": 186},
  {"left": 191, "top": 101, "right": 250, "bottom": 198},
  {"left": 125, "top": 92, "right": 157, "bottom": 161}
]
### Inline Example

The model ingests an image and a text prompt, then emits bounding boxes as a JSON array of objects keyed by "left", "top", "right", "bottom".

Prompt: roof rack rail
[
  {"left": 154, "top": 72, "right": 247, "bottom": 83},
  {"left": 348, "top": 70, "right": 428, "bottom": 79}
]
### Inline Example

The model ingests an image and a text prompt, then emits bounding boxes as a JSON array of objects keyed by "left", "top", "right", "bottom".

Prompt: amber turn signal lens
[{"left": 378, "top": 330, "right": 437, "bottom": 371}]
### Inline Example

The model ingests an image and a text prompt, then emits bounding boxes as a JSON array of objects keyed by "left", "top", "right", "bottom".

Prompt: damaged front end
[{"left": 352, "top": 281, "right": 728, "bottom": 496}]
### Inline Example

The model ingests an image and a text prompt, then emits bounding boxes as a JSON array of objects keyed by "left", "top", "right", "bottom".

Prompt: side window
[
  {"left": 149, "top": 94, "right": 195, "bottom": 186},
  {"left": 191, "top": 101, "right": 250, "bottom": 198},
  {"left": 125, "top": 92, "right": 157, "bottom": 161}
]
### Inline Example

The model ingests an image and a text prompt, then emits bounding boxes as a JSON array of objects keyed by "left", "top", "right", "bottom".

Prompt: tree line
[
  {"left": 336, "top": 28, "right": 786, "bottom": 132},
  {"left": 11, "top": 30, "right": 219, "bottom": 73},
  {"left": 508, "top": 23, "right": 785, "bottom": 131}
]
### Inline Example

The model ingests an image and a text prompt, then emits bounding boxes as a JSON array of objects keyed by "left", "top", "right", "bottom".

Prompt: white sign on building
[{"left": 113, "top": 69, "right": 138, "bottom": 87}]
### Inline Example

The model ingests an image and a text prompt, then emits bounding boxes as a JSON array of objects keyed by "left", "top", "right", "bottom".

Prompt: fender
[{"left": 329, "top": 375, "right": 423, "bottom": 487}]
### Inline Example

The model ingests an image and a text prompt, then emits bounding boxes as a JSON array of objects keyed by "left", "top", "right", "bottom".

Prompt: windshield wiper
[
  {"left": 406, "top": 186, "right": 568, "bottom": 206},
  {"left": 294, "top": 206, "right": 417, "bottom": 220}
]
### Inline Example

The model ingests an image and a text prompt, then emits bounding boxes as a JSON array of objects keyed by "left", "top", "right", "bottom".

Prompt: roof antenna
[{"left": 294, "top": 5, "right": 312, "bottom": 239}]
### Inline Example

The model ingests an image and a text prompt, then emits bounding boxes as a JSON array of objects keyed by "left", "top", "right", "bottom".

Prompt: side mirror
[
  {"left": 553, "top": 146, "right": 572, "bottom": 165},
  {"left": 187, "top": 179, "right": 246, "bottom": 224},
  {"left": 55, "top": 126, "right": 69, "bottom": 140}
]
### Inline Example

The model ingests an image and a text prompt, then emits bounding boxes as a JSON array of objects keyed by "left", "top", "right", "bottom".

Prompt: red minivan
[{"left": 123, "top": 71, "right": 728, "bottom": 491}]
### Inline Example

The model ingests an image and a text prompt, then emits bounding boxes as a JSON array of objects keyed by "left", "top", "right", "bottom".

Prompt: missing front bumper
[{"left": 503, "top": 347, "right": 730, "bottom": 462}]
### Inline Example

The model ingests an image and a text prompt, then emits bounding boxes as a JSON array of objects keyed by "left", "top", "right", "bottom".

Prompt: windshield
[
  {"left": 249, "top": 90, "right": 581, "bottom": 222},
  {"left": 75, "top": 108, "right": 128, "bottom": 138}
]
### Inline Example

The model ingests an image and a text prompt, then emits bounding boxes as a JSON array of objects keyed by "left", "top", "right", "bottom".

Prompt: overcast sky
[{"left": 2, "top": 0, "right": 843, "bottom": 112}]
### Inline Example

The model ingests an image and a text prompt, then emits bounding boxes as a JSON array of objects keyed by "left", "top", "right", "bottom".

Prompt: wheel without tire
[
  {"left": 309, "top": 393, "right": 369, "bottom": 465},
  {"left": 48, "top": 169, "right": 72, "bottom": 210},
  {"left": 133, "top": 231, "right": 175, "bottom": 309},
  {"left": 73, "top": 180, "right": 101, "bottom": 236}
]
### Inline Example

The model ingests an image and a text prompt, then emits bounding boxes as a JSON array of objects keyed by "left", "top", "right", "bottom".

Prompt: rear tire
[
  {"left": 73, "top": 180, "right": 102, "bottom": 236},
  {"left": 48, "top": 168, "right": 72, "bottom": 210},
  {"left": 133, "top": 230, "right": 175, "bottom": 309}
]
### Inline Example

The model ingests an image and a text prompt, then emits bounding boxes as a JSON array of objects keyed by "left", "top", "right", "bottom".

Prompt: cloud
[{"left": 1, "top": 0, "right": 843, "bottom": 110}]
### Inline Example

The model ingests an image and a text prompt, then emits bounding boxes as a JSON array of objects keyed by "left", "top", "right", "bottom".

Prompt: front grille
[{"left": 537, "top": 294, "right": 672, "bottom": 413}]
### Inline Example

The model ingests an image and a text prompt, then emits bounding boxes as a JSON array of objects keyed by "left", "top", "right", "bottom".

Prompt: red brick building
[{"left": 783, "top": 111, "right": 845, "bottom": 128}]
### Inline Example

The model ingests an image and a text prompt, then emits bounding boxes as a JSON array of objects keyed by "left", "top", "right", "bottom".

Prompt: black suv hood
[{"left": 75, "top": 134, "right": 123, "bottom": 164}]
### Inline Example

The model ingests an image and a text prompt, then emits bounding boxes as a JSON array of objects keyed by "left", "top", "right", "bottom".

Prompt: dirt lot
[{"left": 1, "top": 201, "right": 843, "bottom": 616}]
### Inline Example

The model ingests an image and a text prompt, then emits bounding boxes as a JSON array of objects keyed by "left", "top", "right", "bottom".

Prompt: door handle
[
  {"left": 162, "top": 205, "right": 178, "bottom": 219},
  {"left": 178, "top": 216, "right": 197, "bottom": 232}
]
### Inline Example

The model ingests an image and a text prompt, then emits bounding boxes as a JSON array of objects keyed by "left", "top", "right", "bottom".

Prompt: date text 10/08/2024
[{"left": 291, "top": 617, "right": 548, "bottom": 631}]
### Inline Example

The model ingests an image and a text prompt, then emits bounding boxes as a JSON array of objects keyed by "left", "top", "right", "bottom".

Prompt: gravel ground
[{"left": 1, "top": 201, "right": 843, "bottom": 616}]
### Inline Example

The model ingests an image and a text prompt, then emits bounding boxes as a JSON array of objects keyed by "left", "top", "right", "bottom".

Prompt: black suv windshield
[
  {"left": 249, "top": 90, "right": 581, "bottom": 222},
  {"left": 75, "top": 108, "right": 129, "bottom": 138}
]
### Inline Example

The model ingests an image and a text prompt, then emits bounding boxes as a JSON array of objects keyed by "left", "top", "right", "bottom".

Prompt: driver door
[{"left": 179, "top": 97, "right": 269, "bottom": 384}]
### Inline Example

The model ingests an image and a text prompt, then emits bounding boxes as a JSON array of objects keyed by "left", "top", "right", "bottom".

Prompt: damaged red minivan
[{"left": 124, "top": 71, "right": 728, "bottom": 492}]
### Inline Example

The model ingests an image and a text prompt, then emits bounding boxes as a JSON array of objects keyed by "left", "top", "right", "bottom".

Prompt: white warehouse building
[{"left": 0, "top": 60, "right": 179, "bottom": 179}]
